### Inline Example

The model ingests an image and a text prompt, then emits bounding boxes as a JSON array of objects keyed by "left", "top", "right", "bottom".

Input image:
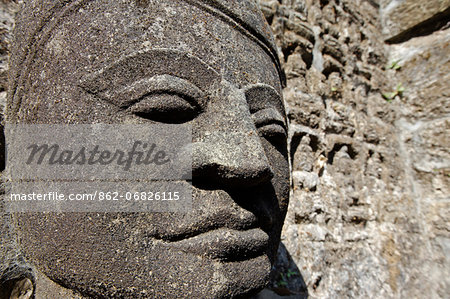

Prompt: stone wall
[
  {"left": 259, "top": 0, "right": 449, "bottom": 298},
  {"left": 381, "top": 0, "right": 450, "bottom": 297},
  {"left": 0, "top": 0, "right": 448, "bottom": 298}
]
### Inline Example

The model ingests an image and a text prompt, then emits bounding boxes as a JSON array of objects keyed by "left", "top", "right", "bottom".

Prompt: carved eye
[
  {"left": 81, "top": 74, "right": 205, "bottom": 124},
  {"left": 252, "top": 108, "right": 287, "bottom": 145},
  {"left": 128, "top": 92, "right": 201, "bottom": 123},
  {"left": 244, "top": 84, "right": 287, "bottom": 146}
]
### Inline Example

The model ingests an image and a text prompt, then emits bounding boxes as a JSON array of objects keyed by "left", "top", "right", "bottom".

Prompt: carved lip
[
  {"left": 168, "top": 228, "right": 269, "bottom": 261},
  {"left": 152, "top": 206, "right": 270, "bottom": 240}
]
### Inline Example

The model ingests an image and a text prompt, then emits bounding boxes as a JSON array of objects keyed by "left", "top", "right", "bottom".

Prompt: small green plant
[
  {"left": 433, "top": 168, "right": 450, "bottom": 177},
  {"left": 277, "top": 274, "right": 288, "bottom": 287},
  {"left": 383, "top": 83, "right": 405, "bottom": 102},
  {"left": 276, "top": 269, "right": 299, "bottom": 288},
  {"left": 286, "top": 269, "right": 298, "bottom": 278},
  {"left": 388, "top": 60, "right": 402, "bottom": 70},
  {"left": 330, "top": 86, "right": 341, "bottom": 99}
]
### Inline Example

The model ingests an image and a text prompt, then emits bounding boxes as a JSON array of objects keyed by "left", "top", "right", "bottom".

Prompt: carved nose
[
  {"left": 191, "top": 137, "right": 274, "bottom": 187},
  {"left": 190, "top": 81, "right": 274, "bottom": 187}
]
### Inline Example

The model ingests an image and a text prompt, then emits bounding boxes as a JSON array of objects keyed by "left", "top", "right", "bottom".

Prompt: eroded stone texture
[
  {"left": 0, "top": 0, "right": 448, "bottom": 298},
  {"left": 388, "top": 25, "right": 450, "bottom": 299},
  {"left": 260, "top": 0, "right": 449, "bottom": 298},
  {"left": 2, "top": 0, "right": 289, "bottom": 298},
  {"left": 380, "top": 0, "right": 450, "bottom": 41}
]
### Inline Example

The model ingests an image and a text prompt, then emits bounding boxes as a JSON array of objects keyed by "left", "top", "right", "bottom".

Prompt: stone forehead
[
  {"left": 190, "top": 0, "right": 281, "bottom": 74},
  {"left": 9, "top": 0, "right": 283, "bottom": 101}
]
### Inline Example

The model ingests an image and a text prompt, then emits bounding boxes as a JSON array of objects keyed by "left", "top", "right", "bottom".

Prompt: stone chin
[
  {"left": 36, "top": 238, "right": 273, "bottom": 297},
  {"left": 17, "top": 185, "right": 286, "bottom": 297}
]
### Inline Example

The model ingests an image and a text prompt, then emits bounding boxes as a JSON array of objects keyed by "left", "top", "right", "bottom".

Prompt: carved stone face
[{"left": 11, "top": 1, "right": 289, "bottom": 297}]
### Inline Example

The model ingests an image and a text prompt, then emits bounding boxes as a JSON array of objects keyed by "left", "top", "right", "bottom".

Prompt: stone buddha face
[{"left": 8, "top": 0, "right": 289, "bottom": 297}]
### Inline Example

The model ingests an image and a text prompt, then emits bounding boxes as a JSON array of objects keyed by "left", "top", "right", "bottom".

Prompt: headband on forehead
[
  {"left": 8, "top": 0, "right": 285, "bottom": 119},
  {"left": 186, "top": 0, "right": 283, "bottom": 81}
]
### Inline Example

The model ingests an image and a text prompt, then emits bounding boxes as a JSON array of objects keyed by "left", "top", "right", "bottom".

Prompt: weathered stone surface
[
  {"left": 380, "top": 0, "right": 450, "bottom": 41},
  {"left": 1, "top": 0, "right": 289, "bottom": 298},
  {"left": 388, "top": 26, "right": 450, "bottom": 299},
  {"left": 389, "top": 28, "right": 450, "bottom": 121},
  {"left": 0, "top": 0, "right": 447, "bottom": 297},
  {"left": 260, "top": 0, "right": 449, "bottom": 298}
]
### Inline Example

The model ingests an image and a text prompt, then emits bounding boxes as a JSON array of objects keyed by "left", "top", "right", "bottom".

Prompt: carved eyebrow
[
  {"left": 87, "top": 75, "right": 206, "bottom": 109},
  {"left": 79, "top": 48, "right": 220, "bottom": 95},
  {"left": 243, "top": 83, "right": 285, "bottom": 116}
]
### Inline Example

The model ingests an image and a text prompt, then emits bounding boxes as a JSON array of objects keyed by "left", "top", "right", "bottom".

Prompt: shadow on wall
[{"left": 254, "top": 242, "right": 308, "bottom": 298}]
